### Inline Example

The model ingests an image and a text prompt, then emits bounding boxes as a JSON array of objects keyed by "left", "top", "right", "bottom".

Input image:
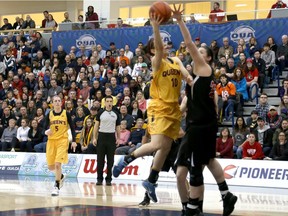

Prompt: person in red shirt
[
  {"left": 216, "top": 127, "right": 234, "bottom": 158},
  {"left": 242, "top": 132, "right": 264, "bottom": 159},
  {"left": 209, "top": 2, "right": 225, "bottom": 23},
  {"left": 244, "top": 58, "right": 259, "bottom": 99},
  {"left": 85, "top": 6, "right": 99, "bottom": 29},
  {"left": 267, "top": 0, "right": 288, "bottom": 18}
]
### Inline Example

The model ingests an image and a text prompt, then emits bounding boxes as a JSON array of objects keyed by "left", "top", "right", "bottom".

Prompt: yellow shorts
[
  {"left": 46, "top": 138, "right": 69, "bottom": 166},
  {"left": 147, "top": 100, "right": 181, "bottom": 140}
]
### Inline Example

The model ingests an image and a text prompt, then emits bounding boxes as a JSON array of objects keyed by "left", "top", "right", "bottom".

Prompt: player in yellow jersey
[
  {"left": 44, "top": 95, "right": 77, "bottom": 196},
  {"left": 113, "top": 13, "right": 192, "bottom": 202}
]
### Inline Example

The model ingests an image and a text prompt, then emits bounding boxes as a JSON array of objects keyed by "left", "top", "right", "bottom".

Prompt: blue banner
[{"left": 52, "top": 18, "right": 288, "bottom": 53}]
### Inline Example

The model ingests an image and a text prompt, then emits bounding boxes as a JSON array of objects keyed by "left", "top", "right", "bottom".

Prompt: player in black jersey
[{"left": 173, "top": 5, "right": 237, "bottom": 216}]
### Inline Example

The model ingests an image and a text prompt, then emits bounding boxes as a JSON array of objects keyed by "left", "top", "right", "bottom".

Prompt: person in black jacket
[
  {"left": 26, "top": 119, "right": 43, "bottom": 152},
  {"left": 266, "top": 131, "right": 288, "bottom": 161},
  {"left": 253, "top": 50, "right": 266, "bottom": 93}
]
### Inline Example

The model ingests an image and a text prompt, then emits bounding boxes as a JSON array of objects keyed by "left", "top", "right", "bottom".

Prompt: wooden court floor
[{"left": 0, "top": 175, "right": 287, "bottom": 216}]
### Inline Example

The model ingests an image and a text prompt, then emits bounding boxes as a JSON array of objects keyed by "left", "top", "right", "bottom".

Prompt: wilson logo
[{"left": 83, "top": 159, "right": 139, "bottom": 175}]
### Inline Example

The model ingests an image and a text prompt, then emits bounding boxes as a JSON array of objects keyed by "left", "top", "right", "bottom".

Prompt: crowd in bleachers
[{"left": 0, "top": 13, "right": 287, "bottom": 161}]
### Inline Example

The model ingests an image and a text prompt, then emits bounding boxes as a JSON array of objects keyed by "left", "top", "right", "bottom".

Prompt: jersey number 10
[{"left": 171, "top": 78, "right": 178, "bottom": 87}]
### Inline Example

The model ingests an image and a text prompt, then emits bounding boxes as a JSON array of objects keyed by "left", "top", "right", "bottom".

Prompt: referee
[{"left": 93, "top": 96, "right": 120, "bottom": 186}]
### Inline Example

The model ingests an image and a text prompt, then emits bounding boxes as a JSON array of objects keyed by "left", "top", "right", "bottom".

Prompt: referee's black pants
[{"left": 97, "top": 132, "right": 116, "bottom": 182}]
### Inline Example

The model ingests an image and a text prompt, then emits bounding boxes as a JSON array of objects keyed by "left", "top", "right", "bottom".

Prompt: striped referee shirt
[{"left": 96, "top": 109, "right": 120, "bottom": 133}]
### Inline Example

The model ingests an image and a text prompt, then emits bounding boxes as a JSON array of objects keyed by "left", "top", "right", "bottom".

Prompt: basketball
[{"left": 149, "top": 1, "right": 172, "bottom": 24}]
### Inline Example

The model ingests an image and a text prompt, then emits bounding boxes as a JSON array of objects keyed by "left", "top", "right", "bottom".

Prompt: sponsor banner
[
  {"left": 52, "top": 18, "right": 287, "bottom": 55},
  {"left": 203, "top": 159, "right": 288, "bottom": 188},
  {"left": 78, "top": 155, "right": 152, "bottom": 180},
  {"left": 0, "top": 152, "right": 25, "bottom": 175},
  {"left": 18, "top": 153, "right": 82, "bottom": 177}
]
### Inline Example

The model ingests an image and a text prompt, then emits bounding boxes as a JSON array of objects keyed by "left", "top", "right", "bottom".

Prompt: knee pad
[{"left": 189, "top": 166, "right": 204, "bottom": 187}]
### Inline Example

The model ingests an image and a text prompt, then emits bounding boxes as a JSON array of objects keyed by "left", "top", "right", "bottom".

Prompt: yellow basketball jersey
[
  {"left": 49, "top": 109, "right": 69, "bottom": 140},
  {"left": 150, "top": 59, "right": 182, "bottom": 103}
]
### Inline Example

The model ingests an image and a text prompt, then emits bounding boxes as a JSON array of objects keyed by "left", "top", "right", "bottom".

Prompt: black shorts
[
  {"left": 175, "top": 120, "right": 218, "bottom": 167},
  {"left": 161, "top": 140, "right": 180, "bottom": 173}
]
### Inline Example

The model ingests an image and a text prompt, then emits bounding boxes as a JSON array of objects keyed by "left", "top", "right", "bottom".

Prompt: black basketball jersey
[{"left": 185, "top": 74, "right": 217, "bottom": 125}]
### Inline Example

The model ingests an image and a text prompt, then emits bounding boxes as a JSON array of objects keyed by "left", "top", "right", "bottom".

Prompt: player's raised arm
[
  {"left": 172, "top": 4, "right": 211, "bottom": 77},
  {"left": 149, "top": 12, "right": 164, "bottom": 72}
]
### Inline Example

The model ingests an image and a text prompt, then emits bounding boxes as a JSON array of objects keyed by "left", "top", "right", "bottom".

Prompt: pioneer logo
[
  {"left": 223, "top": 164, "right": 239, "bottom": 179},
  {"left": 83, "top": 159, "right": 139, "bottom": 175}
]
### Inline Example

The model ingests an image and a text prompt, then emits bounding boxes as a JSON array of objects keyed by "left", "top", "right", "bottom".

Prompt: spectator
[
  {"left": 210, "top": 40, "right": 219, "bottom": 63},
  {"left": 253, "top": 50, "right": 266, "bottom": 93},
  {"left": 76, "top": 44, "right": 90, "bottom": 58},
  {"left": 231, "top": 67, "right": 248, "bottom": 103},
  {"left": 47, "top": 79, "right": 62, "bottom": 102},
  {"left": 0, "top": 118, "right": 17, "bottom": 151},
  {"left": 277, "top": 94, "right": 288, "bottom": 118},
  {"left": 109, "top": 42, "right": 119, "bottom": 58},
  {"left": 267, "top": 131, "right": 288, "bottom": 161},
  {"left": 96, "top": 44, "right": 106, "bottom": 60},
  {"left": 129, "top": 100, "right": 143, "bottom": 120},
  {"left": 26, "top": 119, "right": 43, "bottom": 152},
  {"left": 115, "top": 120, "right": 131, "bottom": 149},
  {"left": 267, "top": 0, "right": 287, "bottom": 18},
  {"left": 62, "top": 12, "right": 72, "bottom": 23},
  {"left": 261, "top": 43, "right": 275, "bottom": 83},
  {"left": 1, "top": 18, "right": 13, "bottom": 30},
  {"left": 248, "top": 36, "right": 259, "bottom": 57},
  {"left": 276, "top": 34, "right": 288, "bottom": 76},
  {"left": 22, "top": 15, "right": 36, "bottom": 29},
  {"left": 74, "top": 107, "right": 85, "bottom": 136},
  {"left": 0, "top": 106, "right": 15, "bottom": 137},
  {"left": 116, "top": 48, "right": 130, "bottom": 65},
  {"left": 119, "top": 104, "right": 134, "bottom": 130},
  {"left": 216, "top": 127, "right": 234, "bottom": 158},
  {"left": 254, "top": 93, "right": 270, "bottom": 122},
  {"left": 278, "top": 78, "right": 288, "bottom": 98},
  {"left": 272, "top": 119, "right": 288, "bottom": 146},
  {"left": 242, "top": 132, "right": 265, "bottom": 160},
  {"left": 101, "top": 87, "right": 117, "bottom": 108},
  {"left": 232, "top": 116, "right": 250, "bottom": 159},
  {"left": 116, "top": 17, "right": 131, "bottom": 28},
  {"left": 216, "top": 74, "right": 237, "bottom": 122},
  {"left": 244, "top": 58, "right": 259, "bottom": 99},
  {"left": 237, "top": 53, "right": 247, "bottom": 71},
  {"left": 41, "top": 11, "right": 49, "bottom": 28},
  {"left": 267, "top": 36, "right": 278, "bottom": 54},
  {"left": 132, "top": 56, "right": 145, "bottom": 80},
  {"left": 124, "top": 44, "right": 134, "bottom": 60},
  {"left": 187, "top": 13, "right": 199, "bottom": 24},
  {"left": 218, "top": 37, "right": 234, "bottom": 59},
  {"left": 233, "top": 44, "right": 249, "bottom": 66},
  {"left": 3, "top": 49, "right": 16, "bottom": 74},
  {"left": 80, "top": 117, "right": 96, "bottom": 154},
  {"left": 76, "top": 15, "right": 85, "bottom": 30},
  {"left": 254, "top": 116, "right": 272, "bottom": 156},
  {"left": 266, "top": 106, "right": 282, "bottom": 132},
  {"left": 209, "top": 2, "right": 225, "bottom": 23},
  {"left": 0, "top": 37, "right": 9, "bottom": 57},
  {"left": 10, "top": 118, "right": 30, "bottom": 152},
  {"left": 45, "top": 14, "right": 57, "bottom": 31},
  {"left": 115, "top": 118, "right": 145, "bottom": 155},
  {"left": 13, "top": 17, "right": 21, "bottom": 29},
  {"left": 85, "top": 5, "right": 99, "bottom": 29}
]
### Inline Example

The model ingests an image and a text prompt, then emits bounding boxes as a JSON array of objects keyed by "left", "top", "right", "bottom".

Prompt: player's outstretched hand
[
  {"left": 172, "top": 4, "right": 184, "bottom": 21},
  {"left": 149, "top": 12, "right": 164, "bottom": 27}
]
